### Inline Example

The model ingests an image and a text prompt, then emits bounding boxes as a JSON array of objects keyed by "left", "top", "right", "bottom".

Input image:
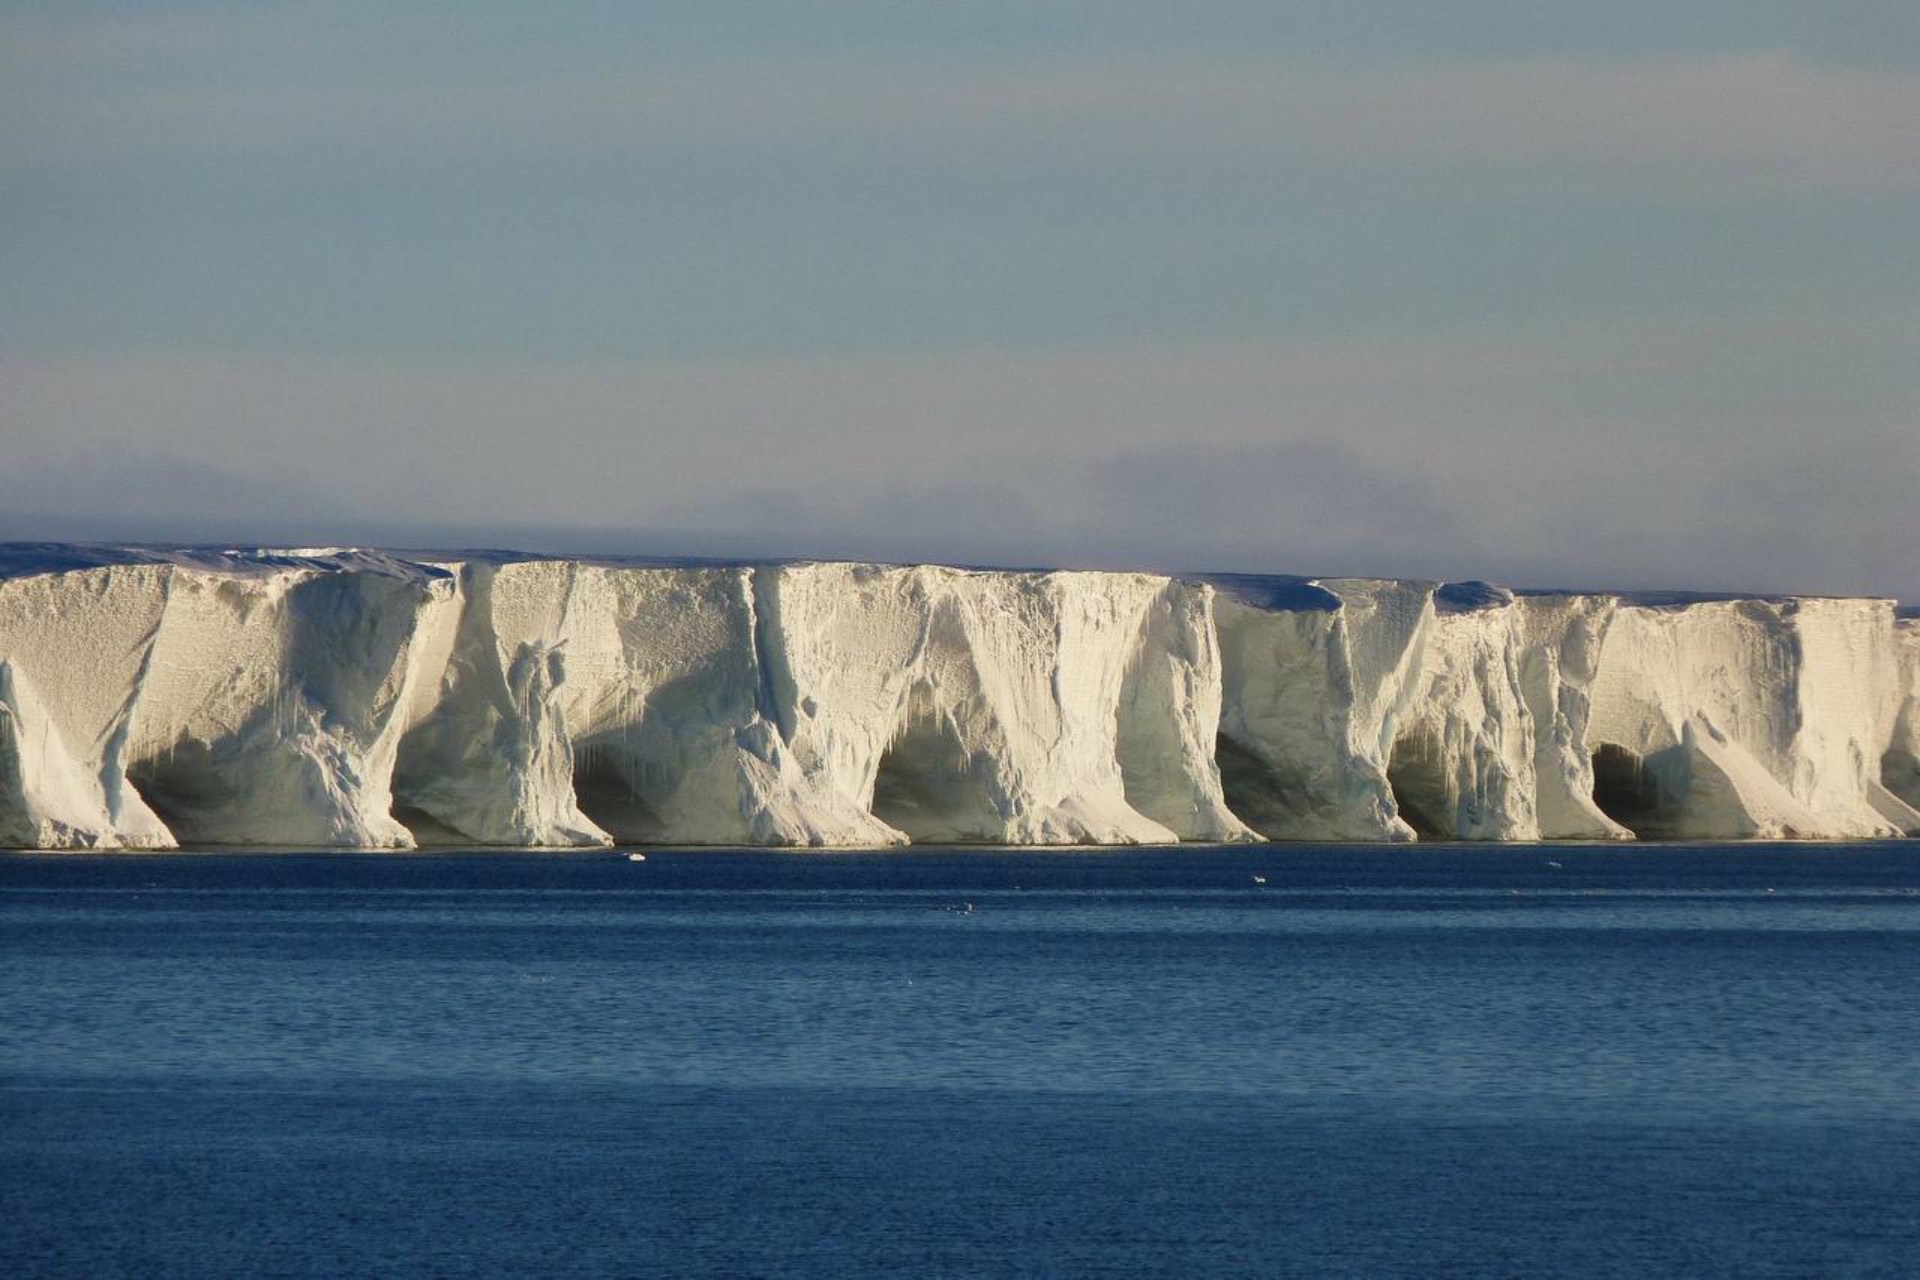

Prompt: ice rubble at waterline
[{"left": 0, "top": 545, "right": 1914, "bottom": 850}]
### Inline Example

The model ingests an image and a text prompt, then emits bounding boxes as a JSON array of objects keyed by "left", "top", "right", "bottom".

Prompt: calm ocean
[{"left": 4, "top": 845, "right": 1919, "bottom": 1276}]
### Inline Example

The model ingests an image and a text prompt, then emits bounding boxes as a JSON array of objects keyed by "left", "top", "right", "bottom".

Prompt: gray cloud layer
[
  {"left": 4, "top": 365, "right": 1911, "bottom": 599},
  {"left": 10, "top": 50, "right": 1919, "bottom": 203},
  {"left": 3, "top": 8, "right": 1914, "bottom": 598}
]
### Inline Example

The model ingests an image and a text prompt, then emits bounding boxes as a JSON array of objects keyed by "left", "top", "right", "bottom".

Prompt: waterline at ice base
[{"left": 2, "top": 543, "right": 1916, "bottom": 851}]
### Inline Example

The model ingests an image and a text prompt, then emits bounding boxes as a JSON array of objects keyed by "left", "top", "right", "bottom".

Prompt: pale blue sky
[{"left": 3, "top": 2, "right": 1916, "bottom": 597}]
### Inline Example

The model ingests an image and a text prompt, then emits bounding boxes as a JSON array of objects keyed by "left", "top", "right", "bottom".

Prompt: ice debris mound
[{"left": 1, "top": 543, "right": 1914, "bottom": 849}]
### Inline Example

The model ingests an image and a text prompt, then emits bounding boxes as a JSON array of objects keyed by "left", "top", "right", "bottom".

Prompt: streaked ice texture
[{"left": 1, "top": 545, "right": 1915, "bottom": 848}]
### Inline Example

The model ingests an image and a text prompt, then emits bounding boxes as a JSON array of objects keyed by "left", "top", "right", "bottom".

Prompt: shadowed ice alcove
[
  {"left": 1211, "top": 732, "right": 1294, "bottom": 834},
  {"left": 124, "top": 739, "right": 235, "bottom": 845},
  {"left": 1386, "top": 728, "right": 1453, "bottom": 839},
  {"left": 869, "top": 691, "right": 1001, "bottom": 842},
  {"left": 571, "top": 741, "right": 667, "bottom": 842},
  {"left": 1885, "top": 745, "right": 1920, "bottom": 812},
  {"left": 1589, "top": 742, "right": 1674, "bottom": 837}
]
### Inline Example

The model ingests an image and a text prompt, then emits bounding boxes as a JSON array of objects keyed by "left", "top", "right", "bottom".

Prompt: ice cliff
[{"left": 1, "top": 544, "right": 1914, "bottom": 848}]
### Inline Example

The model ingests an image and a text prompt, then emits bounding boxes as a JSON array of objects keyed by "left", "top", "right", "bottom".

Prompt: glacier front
[{"left": 1, "top": 544, "right": 1914, "bottom": 849}]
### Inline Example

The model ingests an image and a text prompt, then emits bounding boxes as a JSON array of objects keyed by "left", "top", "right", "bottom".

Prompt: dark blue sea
[{"left": 4, "top": 844, "right": 1919, "bottom": 1277}]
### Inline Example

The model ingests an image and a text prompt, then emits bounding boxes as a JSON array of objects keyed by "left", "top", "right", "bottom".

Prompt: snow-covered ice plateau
[{"left": 1, "top": 545, "right": 1915, "bottom": 848}]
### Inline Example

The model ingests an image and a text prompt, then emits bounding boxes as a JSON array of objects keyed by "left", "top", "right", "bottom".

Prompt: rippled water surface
[{"left": 4, "top": 844, "right": 1919, "bottom": 1276}]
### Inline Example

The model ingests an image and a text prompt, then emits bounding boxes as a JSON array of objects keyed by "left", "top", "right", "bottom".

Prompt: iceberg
[{"left": 0, "top": 544, "right": 1913, "bottom": 848}]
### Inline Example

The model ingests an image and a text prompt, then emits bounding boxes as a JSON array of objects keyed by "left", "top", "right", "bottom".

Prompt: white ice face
[{"left": 0, "top": 545, "right": 1914, "bottom": 848}]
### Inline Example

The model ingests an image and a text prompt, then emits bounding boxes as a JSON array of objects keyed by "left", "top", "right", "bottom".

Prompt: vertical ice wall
[
  {"left": 1386, "top": 587, "right": 1635, "bottom": 841},
  {"left": 767, "top": 564, "right": 1250, "bottom": 844},
  {"left": 547, "top": 562, "right": 900, "bottom": 846},
  {"left": 121, "top": 562, "right": 456, "bottom": 846},
  {"left": 1211, "top": 578, "right": 1906, "bottom": 843},
  {"left": 392, "top": 560, "right": 896, "bottom": 846},
  {"left": 1, "top": 546, "right": 1915, "bottom": 849},
  {"left": 388, "top": 559, "right": 1245, "bottom": 846},
  {"left": 389, "top": 561, "right": 610, "bottom": 846},
  {"left": 0, "top": 565, "right": 175, "bottom": 848},
  {"left": 1209, "top": 578, "right": 1631, "bottom": 843},
  {"left": 1879, "top": 617, "right": 1920, "bottom": 830},
  {"left": 1514, "top": 594, "right": 1630, "bottom": 839},
  {"left": 1212, "top": 577, "right": 1432, "bottom": 840},
  {"left": 1584, "top": 598, "right": 1904, "bottom": 839},
  {"left": 0, "top": 553, "right": 459, "bottom": 847},
  {"left": 1111, "top": 577, "right": 1255, "bottom": 841},
  {"left": 1389, "top": 584, "right": 1539, "bottom": 841}
]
